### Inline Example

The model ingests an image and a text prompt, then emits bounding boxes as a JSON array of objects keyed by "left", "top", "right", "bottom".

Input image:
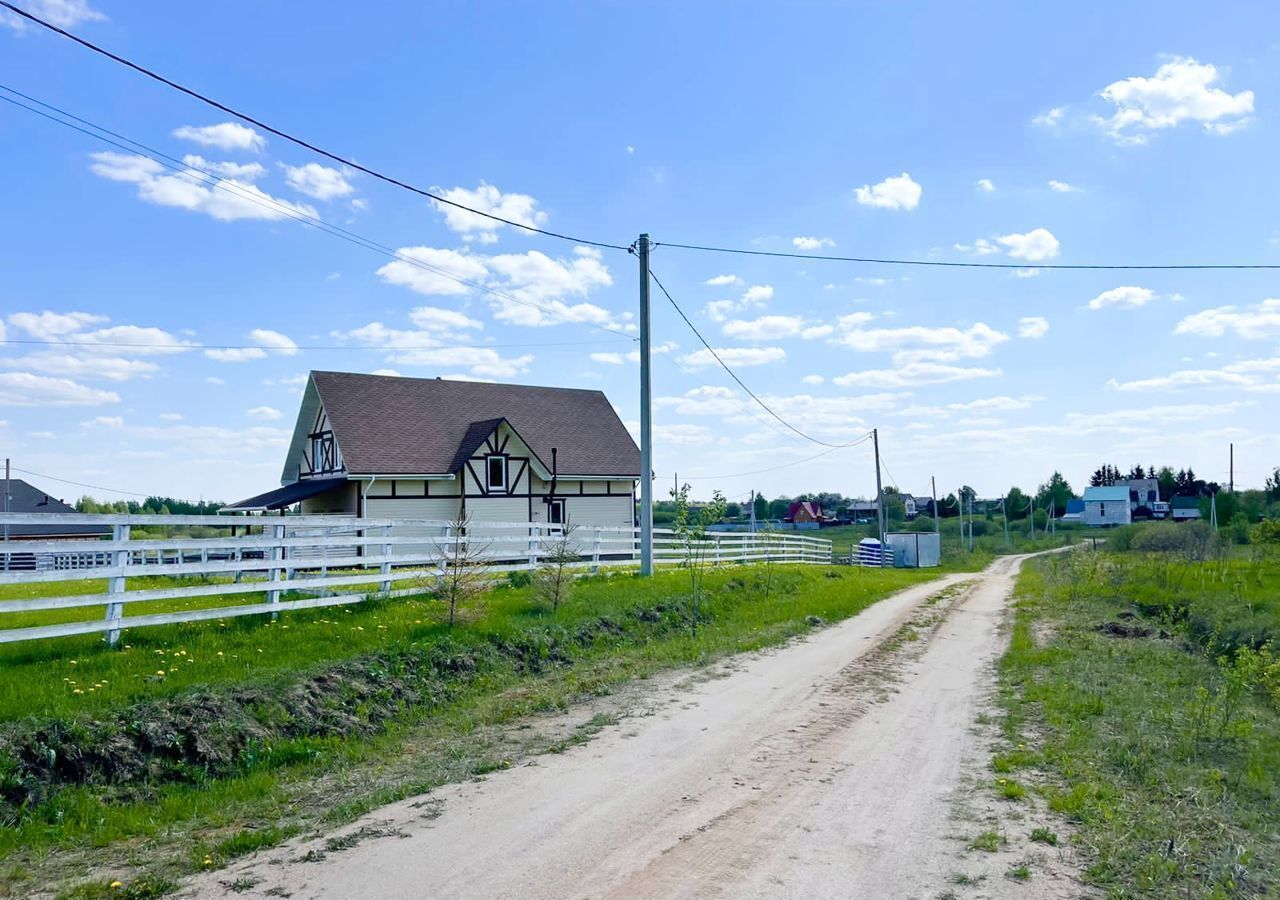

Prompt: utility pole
[
  {"left": 872, "top": 428, "right": 886, "bottom": 565},
  {"left": 2, "top": 458, "right": 9, "bottom": 573},
  {"left": 637, "top": 234, "right": 654, "bottom": 576},
  {"left": 930, "top": 475, "right": 939, "bottom": 535},
  {"left": 1002, "top": 493, "right": 1010, "bottom": 548},
  {"left": 1229, "top": 443, "right": 1234, "bottom": 494},
  {"left": 749, "top": 489, "right": 757, "bottom": 533}
]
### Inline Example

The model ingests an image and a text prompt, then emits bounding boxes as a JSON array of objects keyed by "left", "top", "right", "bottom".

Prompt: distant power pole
[
  {"left": 637, "top": 233, "right": 653, "bottom": 576},
  {"left": 931, "top": 475, "right": 939, "bottom": 535},
  {"left": 2, "top": 458, "right": 9, "bottom": 573},
  {"left": 749, "top": 489, "right": 757, "bottom": 533},
  {"left": 872, "top": 428, "right": 886, "bottom": 565},
  {"left": 1229, "top": 443, "right": 1234, "bottom": 494},
  {"left": 1002, "top": 494, "right": 1010, "bottom": 548}
]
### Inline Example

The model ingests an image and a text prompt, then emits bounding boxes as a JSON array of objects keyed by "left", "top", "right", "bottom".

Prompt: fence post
[
  {"left": 267, "top": 523, "right": 285, "bottom": 615},
  {"left": 713, "top": 535, "right": 721, "bottom": 567},
  {"left": 380, "top": 523, "right": 392, "bottom": 593},
  {"left": 104, "top": 523, "right": 130, "bottom": 647},
  {"left": 591, "top": 527, "right": 602, "bottom": 573}
]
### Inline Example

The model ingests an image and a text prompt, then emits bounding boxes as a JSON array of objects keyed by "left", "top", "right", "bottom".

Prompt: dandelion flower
[
  {"left": 69, "top": 660, "right": 78, "bottom": 666},
  {"left": 156, "top": 670, "right": 166, "bottom": 677}
]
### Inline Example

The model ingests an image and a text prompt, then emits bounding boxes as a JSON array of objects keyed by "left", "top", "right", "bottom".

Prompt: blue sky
[{"left": 2, "top": 0, "right": 1278, "bottom": 505}]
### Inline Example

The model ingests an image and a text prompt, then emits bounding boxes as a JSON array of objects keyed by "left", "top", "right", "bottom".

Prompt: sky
[{"left": 2, "top": 0, "right": 1279, "bottom": 506}]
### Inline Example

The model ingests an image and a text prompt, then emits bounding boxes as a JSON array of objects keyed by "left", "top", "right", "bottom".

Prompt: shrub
[
  {"left": 1253, "top": 519, "right": 1280, "bottom": 544},
  {"left": 1131, "top": 522, "right": 1214, "bottom": 560}
]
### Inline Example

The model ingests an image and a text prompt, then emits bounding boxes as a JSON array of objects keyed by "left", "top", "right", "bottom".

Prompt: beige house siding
[{"left": 300, "top": 481, "right": 358, "bottom": 515}]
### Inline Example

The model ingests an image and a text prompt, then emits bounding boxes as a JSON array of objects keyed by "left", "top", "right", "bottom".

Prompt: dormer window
[{"left": 486, "top": 455, "right": 507, "bottom": 490}]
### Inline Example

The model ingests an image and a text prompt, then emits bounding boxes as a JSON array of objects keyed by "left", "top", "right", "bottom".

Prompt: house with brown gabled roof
[{"left": 224, "top": 371, "right": 641, "bottom": 529}]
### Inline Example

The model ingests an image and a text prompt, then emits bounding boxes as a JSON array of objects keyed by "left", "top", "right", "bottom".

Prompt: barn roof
[{"left": 284, "top": 371, "right": 641, "bottom": 481}]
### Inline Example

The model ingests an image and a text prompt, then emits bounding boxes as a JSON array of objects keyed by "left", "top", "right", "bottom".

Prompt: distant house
[
  {"left": 224, "top": 371, "right": 641, "bottom": 530},
  {"left": 1124, "top": 477, "right": 1161, "bottom": 516},
  {"left": 1082, "top": 485, "right": 1132, "bottom": 527},
  {"left": 1060, "top": 498, "right": 1085, "bottom": 522},
  {"left": 846, "top": 499, "right": 879, "bottom": 523},
  {"left": 785, "top": 501, "right": 827, "bottom": 530},
  {"left": 1, "top": 478, "right": 110, "bottom": 571},
  {"left": 1170, "top": 496, "right": 1202, "bottom": 521}
]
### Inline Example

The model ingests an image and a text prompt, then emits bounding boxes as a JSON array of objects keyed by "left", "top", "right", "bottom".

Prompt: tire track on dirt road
[{"left": 183, "top": 555, "right": 1072, "bottom": 900}]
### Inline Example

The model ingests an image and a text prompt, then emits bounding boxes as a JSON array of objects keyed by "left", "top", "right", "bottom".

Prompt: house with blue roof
[{"left": 1082, "top": 485, "right": 1132, "bottom": 527}]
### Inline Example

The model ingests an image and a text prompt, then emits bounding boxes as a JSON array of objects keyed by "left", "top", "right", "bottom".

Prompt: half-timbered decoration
[{"left": 224, "top": 371, "right": 642, "bottom": 530}]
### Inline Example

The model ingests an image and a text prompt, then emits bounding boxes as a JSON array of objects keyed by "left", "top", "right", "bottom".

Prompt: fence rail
[{"left": 0, "top": 513, "right": 832, "bottom": 645}]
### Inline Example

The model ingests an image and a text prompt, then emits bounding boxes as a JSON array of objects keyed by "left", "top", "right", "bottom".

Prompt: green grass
[
  {"left": 0, "top": 563, "right": 941, "bottom": 897},
  {"left": 997, "top": 547, "right": 1280, "bottom": 897},
  {"left": 968, "top": 830, "right": 1005, "bottom": 852},
  {"left": 815, "top": 519, "right": 1085, "bottom": 569}
]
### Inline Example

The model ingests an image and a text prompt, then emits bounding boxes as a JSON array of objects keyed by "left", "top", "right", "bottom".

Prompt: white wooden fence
[{"left": 0, "top": 513, "right": 832, "bottom": 645}]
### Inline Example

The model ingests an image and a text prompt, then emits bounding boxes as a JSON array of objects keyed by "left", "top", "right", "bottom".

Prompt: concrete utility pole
[
  {"left": 931, "top": 475, "right": 939, "bottom": 535},
  {"left": 637, "top": 234, "right": 654, "bottom": 576},
  {"left": 749, "top": 489, "right": 757, "bottom": 533},
  {"left": 1002, "top": 494, "right": 1010, "bottom": 548},
  {"left": 1229, "top": 443, "right": 1234, "bottom": 494},
  {"left": 872, "top": 428, "right": 886, "bottom": 566},
  {"left": 3, "top": 458, "right": 9, "bottom": 573}
]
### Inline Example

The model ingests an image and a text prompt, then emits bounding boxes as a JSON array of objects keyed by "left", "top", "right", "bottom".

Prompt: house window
[
  {"left": 485, "top": 455, "right": 507, "bottom": 491},
  {"left": 311, "top": 436, "right": 325, "bottom": 473},
  {"left": 548, "top": 499, "right": 566, "bottom": 526}
]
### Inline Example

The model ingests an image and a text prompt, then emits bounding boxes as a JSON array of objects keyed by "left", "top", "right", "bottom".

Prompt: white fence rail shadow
[{"left": 0, "top": 513, "right": 832, "bottom": 645}]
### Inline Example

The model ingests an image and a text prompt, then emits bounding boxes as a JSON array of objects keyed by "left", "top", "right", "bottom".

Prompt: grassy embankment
[
  {"left": 0, "top": 562, "right": 940, "bottom": 899},
  {"left": 994, "top": 530, "right": 1280, "bottom": 897}
]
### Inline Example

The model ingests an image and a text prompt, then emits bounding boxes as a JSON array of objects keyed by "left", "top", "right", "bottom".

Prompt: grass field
[
  {"left": 0, "top": 562, "right": 941, "bottom": 898},
  {"left": 995, "top": 545, "right": 1280, "bottom": 897},
  {"left": 815, "top": 517, "right": 1085, "bottom": 564}
]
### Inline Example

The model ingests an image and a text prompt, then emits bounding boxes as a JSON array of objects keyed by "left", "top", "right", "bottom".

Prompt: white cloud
[
  {"left": 995, "top": 228, "right": 1060, "bottom": 262},
  {"left": 1067, "top": 401, "right": 1254, "bottom": 428},
  {"left": 2, "top": 0, "right": 103, "bottom": 31},
  {"left": 854, "top": 172, "right": 922, "bottom": 210},
  {"left": 1106, "top": 357, "right": 1280, "bottom": 392},
  {"left": 8, "top": 311, "right": 107, "bottom": 339},
  {"left": 1096, "top": 57, "right": 1253, "bottom": 144},
  {"left": 1047, "top": 179, "right": 1081, "bottom": 193},
  {"left": 833, "top": 363, "right": 1001, "bottom": 388},
  {"left": 792, "top": 236, "right": 835, "bottom": 250},
  {"left": 205, "top": 329, "right": 300, "bottom": 363},
  {"left": 1088, "top": 286, "right": 1155, "bottom": 310},
  {"left": 375, "top": 247, "right": 489, "bottom": 296},
  {"left": 408, "top": 306, "right": 484, "bottom": 331},
  {"left": 896, "top": 395, "right": 1044, "bottom": 418},
  {"left": 834, "top": 318, "right": 1009, "bottom": 364},
  {"left": 704, "top": 274, "right": 740, "bottom": 287},
  {"left": 206, "top": 376, "right": 226, "bottom": 385},
  {"left": 159, "top": 412, "right": 184, "bottom": 421},
  {"left": 484, "top": 247, "right": 618, "bottom": 327},
  {"left": 801, "top": 374, "right": 825, "bottom": 385},
  {"left": 1018, "top": 316, "right": 1049, "bottom": 339},
  {"left": 181, "top": 155, "right": 265, "bottom": 181},
  {"left": 0, "top": 372, "right": 120, "bottom": 406},
  {"left": 953, "top": 238, "right": 1000, "bottom": 256},
  {"left": 0, "top": 353, "right": 160, "bottom": 381},
  {"left": 976, "top": 178, "right": 995, "bottom": 193},
  {"left": 90, "top": 152, "right": 319, "bottom": 222},
  {"left": 722, "top": 315, "right": 827, "bottom": 342},
  {"left": 1031, "top": 107, "right": 1065, "bottom": 128},
  {"left": 387, "top": 347, "right": 533, "bottom": 378},
  {"left": 430, "top": 182, "right": 546, "bottom": 244},
  {"left": 654, "top": 424, "right": 713, "bottom": 446},
  {"left": 703, "top": 283, "right": 773, "bottom": 322},
  {"left": 247, "top": 406, "right": 283, "bottom": 420},
  {"left": 680, "top": 347, "right": 786, "bottom": 369},
  {"left": 172, "top": 123, "right": 265, "bottom": 152},
  {"left": 281, "top": 163, "right": 355, "bottom": 200},
  {"left": 83, "top": 415, "right": 124, "bottom": 428},
  {"left": 588, "top": 342, "right": 674, "bottom": 365},
  {"left": 1173, "top": 299, "right": 1280, "bottom": 339}
]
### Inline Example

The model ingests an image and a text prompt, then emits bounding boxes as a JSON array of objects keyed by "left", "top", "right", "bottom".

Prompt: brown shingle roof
[{"left": 310, "top": 371, "right": 640, "bottom": 477}]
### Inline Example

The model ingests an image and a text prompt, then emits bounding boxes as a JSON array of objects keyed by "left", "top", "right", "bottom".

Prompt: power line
[
  {"left": 653, "top": 241, "right": 1280, "bottom": 271},
  {"left": 647, "top": 266, "right": 870, "bottom": 449},
  {"left": 0, "top": 337, "right": 630, "bottom": 352},
  {"left": 0, "top": 86, "right": 638, "bottom": 342},
  {"left": 0, "top": 1, "right": 628, "bottom": 253},
  {"left": 10, "top": 466, "right": 150, "bottom": 498}
]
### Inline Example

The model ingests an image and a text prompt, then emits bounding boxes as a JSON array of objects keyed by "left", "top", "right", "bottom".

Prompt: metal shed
[{"left": 885, "top": 531, "right": 942, "bottom": 568}]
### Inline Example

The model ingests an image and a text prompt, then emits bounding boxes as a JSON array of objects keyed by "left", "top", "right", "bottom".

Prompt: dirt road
[{"left": 186, "top": 555, "right": 1081, "bottom": 899}]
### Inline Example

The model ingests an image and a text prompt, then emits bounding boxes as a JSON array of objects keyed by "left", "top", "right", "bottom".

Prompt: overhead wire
[
  {"left": 652, "top": 241, "right": 1280, "bottom": 271},
  {"left": 0, "top": 85, "right": 639, "bottom": 342},
  {"left": 647, "top": 266, "right": 872, "bottom": 449},
  {"left": 0, "top": 0, "right": 629, "bottom": 252},
  {"left": 669, "top": 433, "right": 872, "bottom": 481},
  {"left": 9, "top": 466, "right": 150, "bottom": 498}
]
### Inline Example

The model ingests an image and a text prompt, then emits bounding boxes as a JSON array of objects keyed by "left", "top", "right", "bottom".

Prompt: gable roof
[
  {"left": 1082, "top": 485, "right": 1130, "bottom": 502},
  {"left": 1, "top": 479, "right": 110, "bottom": 538},
  {"left": 284, "top": 371, "right": 641, "bottom": 482},
  {"left": 1171, "top": 495, "right": 1202, "bottom": 510}
]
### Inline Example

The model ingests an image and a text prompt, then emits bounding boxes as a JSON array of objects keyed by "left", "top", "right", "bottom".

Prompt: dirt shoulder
[{"left": 178, "top": 556, "right": 1085, "bottom": 900}]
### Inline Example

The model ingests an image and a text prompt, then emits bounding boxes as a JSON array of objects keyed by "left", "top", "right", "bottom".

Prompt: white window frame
[
  {"left": 311, "top": 436, "right": 325, "bottom": 474},
  {"left": 485, "top": 455, "right": 508, "bottom": 491}
]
